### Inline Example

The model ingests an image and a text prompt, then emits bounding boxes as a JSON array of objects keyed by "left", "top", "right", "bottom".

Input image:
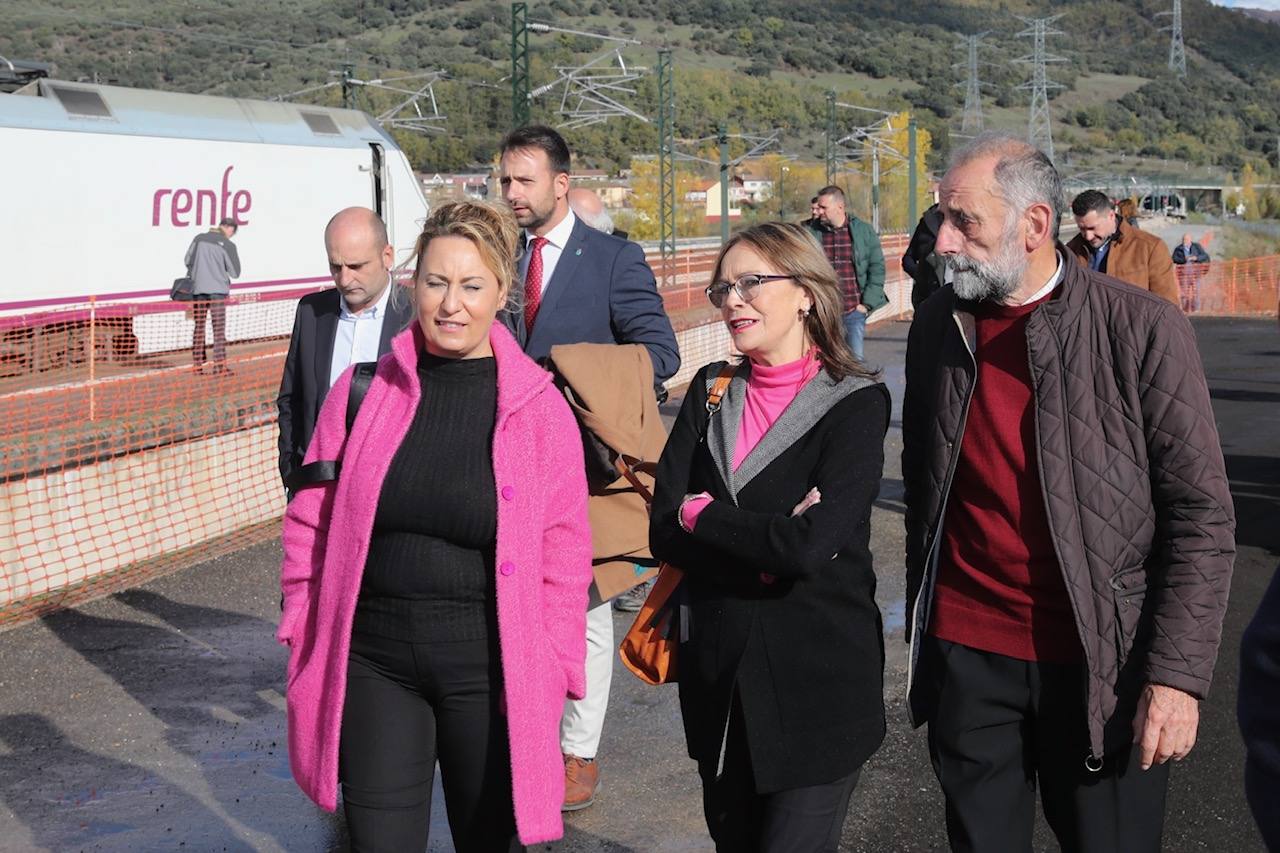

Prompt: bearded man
[{"left": 900, "top": 133, "right": 1235, "bottom": 853}]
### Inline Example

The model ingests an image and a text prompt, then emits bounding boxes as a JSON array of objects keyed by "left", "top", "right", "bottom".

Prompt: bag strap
[
  {"left": 614, "top": 454, "right": 658, "bottom": 508},
  {"left": 696, "top": 361, "right": 738, "bottom": 443},
  {"left": 284, "top": 361, "right": 378, "bottom": 492},
  {"left": 705, "top": 362, "right": 736, "bottom": 416},
  {"left": 345, "top": 362, "right": 378, "bottom": 433}
]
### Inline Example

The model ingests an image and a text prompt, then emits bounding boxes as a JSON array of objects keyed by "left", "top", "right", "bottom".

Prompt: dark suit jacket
[
  {"left": 276, "top": 285, "right": 414, "bottom": 485},
  {"left": 506, "top": 217, "right": 679, "bottom": 385}
]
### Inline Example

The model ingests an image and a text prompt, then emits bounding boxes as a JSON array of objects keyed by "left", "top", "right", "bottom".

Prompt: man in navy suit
[
  {"left": 276, "top": 207, "right": 415, "bottom": 490},
  {"left": 499, "top": 126, "right": 679, "bottom": 811}
]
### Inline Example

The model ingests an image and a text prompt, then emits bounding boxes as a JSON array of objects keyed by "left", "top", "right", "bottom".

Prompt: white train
[{"left": 0, "top": 79, "right": 429, "bottom": 371}]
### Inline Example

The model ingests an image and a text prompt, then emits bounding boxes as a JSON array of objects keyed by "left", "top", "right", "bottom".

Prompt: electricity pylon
[{"left": 1014, "top": 15, "right": 1066, "bottom": 161}]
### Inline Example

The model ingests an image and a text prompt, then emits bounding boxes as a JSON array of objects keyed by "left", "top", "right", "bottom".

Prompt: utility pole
[
  {"left": 825, "top": 90, "right": 837, "bottom": 185},
  {"left": 657, "top": 49, "right": 676, "bottom": 286},
  {"left": 511, "top": 2, "right": 530, "bottom": 129},
  {"left": 956, "top": 33, "right": 990, "bottom": 135},
  {"left": 1015, "top": 15, "right": 1066, "bottom": 161},
  {"left": 779, "top": 164, "right": 789, "bottom": 220},
  {"left": 1159, "top": 0, "right": 1188, "bottom": 78},
  {"left": 908, "top": 117, "right": 919, "bottom": 227},
  {"left": 718, "top": 124, "right": 731, "bottom": 245},
  {"left": 870, "top": 146, "right": 881, "bottom": 232},
  {"left": 340, "top": 62, "right": 355, "bottom": 109}
]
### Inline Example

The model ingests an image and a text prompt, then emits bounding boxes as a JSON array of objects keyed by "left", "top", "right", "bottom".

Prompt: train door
[{"left": 370, "top": 142, "right": 387, "bottom": 217}]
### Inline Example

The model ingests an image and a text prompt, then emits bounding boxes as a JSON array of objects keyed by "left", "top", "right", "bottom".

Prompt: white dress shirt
[
  {"left": 329, "top": 276, "right": 392, "bottom": 387},
  {"left": 1019, "top": 253, "right": 1064, "bottom": 305},
  {"left": 518, "top": 209, "right": 577, "bottom": 299}
]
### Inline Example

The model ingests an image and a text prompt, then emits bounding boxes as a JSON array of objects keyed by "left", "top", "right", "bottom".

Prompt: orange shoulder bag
[{"left": 618, "top": 363, "right": 736, "bottom": 685}]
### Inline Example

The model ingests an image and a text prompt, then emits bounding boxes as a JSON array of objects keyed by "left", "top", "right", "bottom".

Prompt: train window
[
  {"left": 50, "top": 86, "right": 113, "bottom": 119},
  {"left": 300, "top": 111, "right": 341, "bottom": 135}
]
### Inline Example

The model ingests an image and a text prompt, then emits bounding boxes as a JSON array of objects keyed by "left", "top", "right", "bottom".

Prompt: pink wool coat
[{"left": 277, "top": 321, "right": 592, "bottom": 845}]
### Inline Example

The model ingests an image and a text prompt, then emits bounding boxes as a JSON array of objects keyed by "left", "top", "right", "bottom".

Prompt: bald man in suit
[{"left": 277, "top": 207, "right": 414, "bottom": 490}]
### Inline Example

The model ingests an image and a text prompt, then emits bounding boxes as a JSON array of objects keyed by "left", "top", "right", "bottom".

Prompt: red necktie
[{"left": 523, "top": 236, "right": 548, "bottom": 333}]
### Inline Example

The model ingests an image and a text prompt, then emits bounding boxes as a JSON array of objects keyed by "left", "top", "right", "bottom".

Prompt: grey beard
[{"left": 948, "top": 250, "right": 1027, "bottom": 303}]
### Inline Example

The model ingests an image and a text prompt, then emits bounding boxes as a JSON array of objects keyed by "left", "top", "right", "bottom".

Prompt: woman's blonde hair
[
  {"left": 711, "top": 222, "right": 878, "bottom": 382},
  {"left": 412, "top": 201, "right": 522, "bottom": 312}
]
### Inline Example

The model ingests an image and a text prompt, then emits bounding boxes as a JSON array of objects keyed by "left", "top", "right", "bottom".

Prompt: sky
[{"left": 1212, "top": 0, "right": 1280, "bottom": 10}]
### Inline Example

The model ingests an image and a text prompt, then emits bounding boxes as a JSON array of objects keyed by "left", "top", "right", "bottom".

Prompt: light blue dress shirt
[{"left": 329, "top": 277, "right": 392, "bottom": 388}]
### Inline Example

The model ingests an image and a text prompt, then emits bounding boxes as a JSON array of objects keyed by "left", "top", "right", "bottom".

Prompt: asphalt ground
[{"left": 0, "top": 316, "right": 1273, "bottom": 852}]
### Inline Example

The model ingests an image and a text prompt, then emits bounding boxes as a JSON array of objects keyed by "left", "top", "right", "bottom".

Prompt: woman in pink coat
[{"left": 278, "top": 201, "right": 592, "bottom": 851}]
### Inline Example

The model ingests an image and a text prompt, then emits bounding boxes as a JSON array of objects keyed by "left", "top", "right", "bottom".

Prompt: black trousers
[
  {"left": 921, "top": 637, "right": 1171, "bottom": 853},
  {"left": 191, "top": 294, "right": 227, "bottom": 366},
  {"left": 339, "top": 632, "right": 523, "bottom": 853},
  {"left": 696, "top": 695, "right": 862, "bottom": 853}
]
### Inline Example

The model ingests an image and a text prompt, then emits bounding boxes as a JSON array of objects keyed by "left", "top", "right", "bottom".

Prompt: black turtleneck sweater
[{"left": 354, "top": 354, "right": 498, "bottom": 643}]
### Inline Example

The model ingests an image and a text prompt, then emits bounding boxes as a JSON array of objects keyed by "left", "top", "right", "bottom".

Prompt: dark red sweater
[{"left": 929, "top": 291, "right": 1082, "bottom": 663}]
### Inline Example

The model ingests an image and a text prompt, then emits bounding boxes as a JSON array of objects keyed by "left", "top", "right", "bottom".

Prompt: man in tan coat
[{"left": 1067, "top": 190, "right": 1178, "bottom": 304}]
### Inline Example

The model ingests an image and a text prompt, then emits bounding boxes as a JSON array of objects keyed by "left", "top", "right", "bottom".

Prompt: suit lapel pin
[{"left": 575, "top": 248, "right": 582, "bottom": 256}]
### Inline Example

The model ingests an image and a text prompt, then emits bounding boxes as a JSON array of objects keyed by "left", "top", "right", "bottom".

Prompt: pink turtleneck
[{"left": 680, "top": 352, "right": 821, "bottom": 531}]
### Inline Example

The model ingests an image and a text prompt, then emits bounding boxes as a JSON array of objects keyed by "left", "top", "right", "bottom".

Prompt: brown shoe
[{"left": 562, "top": 754, "right": 600, "bottom": 812}]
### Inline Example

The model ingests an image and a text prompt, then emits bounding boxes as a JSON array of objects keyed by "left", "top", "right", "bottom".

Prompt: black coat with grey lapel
[
  {"left": 276, "top": 285, "right": 414, "bottom": 486},
  {"left": 650, "top": 360, "right": 891, "bottom": 793},
  {"left": 505, "top": 216, "right": 680, "bottom": 385}
]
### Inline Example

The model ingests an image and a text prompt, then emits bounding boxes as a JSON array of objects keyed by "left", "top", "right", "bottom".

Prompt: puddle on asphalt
[{"left": 883, "top": 599, "right": 906, "bottom": 634}]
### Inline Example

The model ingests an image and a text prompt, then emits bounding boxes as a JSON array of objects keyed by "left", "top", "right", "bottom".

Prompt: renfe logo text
[{"left": 152, "top": 166, "right": 252, "bottom": 227}]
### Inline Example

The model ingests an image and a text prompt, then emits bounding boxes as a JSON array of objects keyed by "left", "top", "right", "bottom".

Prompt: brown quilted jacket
[{"left": 902, "top": 249, "right": 1236, "bottom": 761}]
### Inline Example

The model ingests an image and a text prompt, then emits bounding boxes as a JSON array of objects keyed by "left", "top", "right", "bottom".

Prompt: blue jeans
[{"left": 843, "top": 308, "right": 866, "bottom": 360}]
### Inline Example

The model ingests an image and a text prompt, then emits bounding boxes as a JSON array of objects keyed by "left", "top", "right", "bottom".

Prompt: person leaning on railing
[
  {"left": 277, "top": 200, "right": 592, "bottom": 851},
  {"left": 650, "top": 222, "right": 891, "bottom": 850}
]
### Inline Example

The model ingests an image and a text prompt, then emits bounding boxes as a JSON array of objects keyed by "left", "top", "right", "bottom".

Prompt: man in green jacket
[{"left": 806, "top": 186, "right": 886, "bottom": 359}]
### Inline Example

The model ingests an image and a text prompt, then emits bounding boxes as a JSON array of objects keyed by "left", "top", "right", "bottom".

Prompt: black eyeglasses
[{"left": 705, "top": 274, "right": 793, "bottom": 308}]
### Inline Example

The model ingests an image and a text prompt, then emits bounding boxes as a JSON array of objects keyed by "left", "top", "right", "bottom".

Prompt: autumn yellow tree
[{"left": 625, "top": 157, "right": 712, "bottom": 240}]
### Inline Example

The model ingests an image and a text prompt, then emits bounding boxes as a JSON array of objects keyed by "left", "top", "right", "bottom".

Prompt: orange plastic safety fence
[
  {"left": 0, "top": 291, "right": 298, "bottom": 627},
  {"left": 1175, "top": 255, "right": 1280, "bottom": 317}
]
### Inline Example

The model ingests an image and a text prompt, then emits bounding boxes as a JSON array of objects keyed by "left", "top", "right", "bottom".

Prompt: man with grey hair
[
  {"left": 902, "top": 133, "right": 1235, "bottom": 851},
  {"left": 568, "top": 187, "right": 625, "bottom": 239},
  {"left": 276, "top": 206, "right": 414, "bottom": 490}
]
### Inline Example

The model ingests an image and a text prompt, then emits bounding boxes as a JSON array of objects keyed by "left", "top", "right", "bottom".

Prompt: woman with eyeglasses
[{"left": 650, "top": 222, "right": 890, "bottom": 852}]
